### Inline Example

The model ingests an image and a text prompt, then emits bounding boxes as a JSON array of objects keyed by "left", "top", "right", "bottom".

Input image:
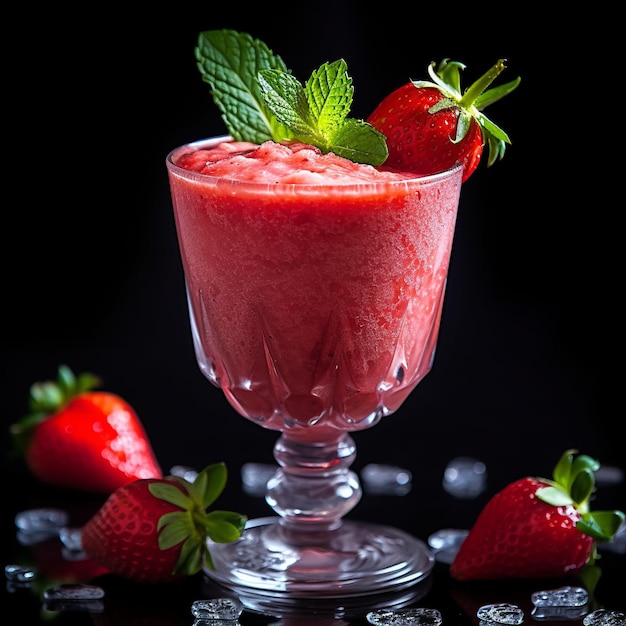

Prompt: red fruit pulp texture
[{"left": 167, "top": 138, "right": 462, "bottom": 443}]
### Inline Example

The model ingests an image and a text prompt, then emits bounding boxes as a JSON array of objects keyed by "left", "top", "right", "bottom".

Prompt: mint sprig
[
  {"left": 196, "top": 30, "right": 293, "bottom": 144},
  {"left": 195, "top": 29, "right": 388, "bottom": 166},
  {"left": 259, "top": 60, "right": 388, "bottom": 165}
]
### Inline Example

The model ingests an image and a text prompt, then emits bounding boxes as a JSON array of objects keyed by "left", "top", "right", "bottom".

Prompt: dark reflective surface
[
  {"left": 4, "top": 4, "right": 623, "bottom": 625},
  {"left": 2, "top": 456, "right": 624, "bottom": 625}
]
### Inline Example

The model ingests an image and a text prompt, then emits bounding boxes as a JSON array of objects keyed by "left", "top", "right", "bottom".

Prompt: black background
[
  {"left": 3, "top": 2, "right": 621, "bottom": 529},
  {"left": 2, "top": 4, "right": 624, "bottom": 624}
]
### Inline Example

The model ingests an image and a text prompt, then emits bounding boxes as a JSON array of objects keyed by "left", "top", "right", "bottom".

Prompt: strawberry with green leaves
[
  {"left": 81, "top": 463, "right": 247, "bottom": 584},
  {"left": 450, "top": 449, "right": 625, "bottom": 581},
  {"left": 10, "top": 365, "right": 163, "bottom": 494},
  {"left": 367, "top": 59, "right": 520, "bottom": 182}
]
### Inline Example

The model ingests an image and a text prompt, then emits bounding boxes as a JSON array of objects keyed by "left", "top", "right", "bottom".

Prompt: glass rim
[{"left": 165, "top": 135, "right": 464, "bottom": 191}]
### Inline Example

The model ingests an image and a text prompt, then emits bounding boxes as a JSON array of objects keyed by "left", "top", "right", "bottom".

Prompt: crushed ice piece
[
  {"left": 594, "top": 465, "right": 624, "bottom": 486},
  {"left": 191, "top": 598, "right": 243, "bottom": 620},
  {"left": 476, "top": 603, "right": 524, "bottom": 625},
  {"left": 443, "top": 456, "right": 487, "bottom": 499},
  {"left": 170, "top": 464, "right": 199, "bottom": 482},
  {"left": 5, "top": 564, "right": 35, "bottom": 584},
  {"left": 16, "top": 529, "right": 57, "bottom": 546},
  {"left": 44, "top": 599, "right": 105, "bottom": 613},
  {"left": 531, "top": 604, "right": 588, "bottom": 621},
  {"left": 43, "top": 583, "right": 105, "bottom": 601},
  {"left": 427, "top": 528, "right": 468, "bottom": 564},
  {"left": 361, "top": 463, "right": 413, "bottom": 495},
  {"left": 531, "top": 585, "right": 588, "bottom": 607},
  {"left": 59, "top": 526, "right": 84, "bottom": 552},
  {"left": 366, "top": 607, "right": 442, "bottom": 625},
  {"left": 15, "top": 507, "right": 69, "bottom": 534},
  {"left": 58, "top": 526, "right": 90, "bottom": 561},
  {"left": 583, "top": 609, "right": 626, "bottom": 626},
  {"left": 193, "top": 620, "right": 240, "bottom": 626},
  {"left": 240, "top": 463, "right": 277, "bottom": 496}
]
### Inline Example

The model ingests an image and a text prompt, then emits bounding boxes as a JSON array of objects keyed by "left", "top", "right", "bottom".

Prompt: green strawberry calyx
[
  {"left": 411, "top": 58, "right": 521, "bottom": 168},
  {"left": 9, "top": 364, "right": 101, "bottom": 456},
  {"left": 149, "top": 463, "right": 247, "bottom": 576},
  {"left": 195, "top": 29, "right": 387, "bottom": 166},
  {"left": 535, "top": 449, "right": 625, "bottom": 550}
]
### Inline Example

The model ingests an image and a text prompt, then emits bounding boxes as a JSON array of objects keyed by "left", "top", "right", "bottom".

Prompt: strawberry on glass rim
[
  {"left": 450, "top": 449, "right": 625, "bottom": 581},
  {"left": 367, "top": 58, "right": 521, "bottom": 182}
]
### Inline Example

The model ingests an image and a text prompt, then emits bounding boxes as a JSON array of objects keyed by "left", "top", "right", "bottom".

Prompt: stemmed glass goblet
[{"left": 166, "top": 136, "right": 463, "bottom": 604}]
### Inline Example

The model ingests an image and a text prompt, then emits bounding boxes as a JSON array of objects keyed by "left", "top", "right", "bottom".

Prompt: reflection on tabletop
[{"left": 4, "top": 456, "right": 625, "bottom": 624}]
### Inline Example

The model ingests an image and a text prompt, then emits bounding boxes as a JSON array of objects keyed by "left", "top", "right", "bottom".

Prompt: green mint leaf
[
  {"left": 258, "top": 60, "right": 355, "bottom": 149},
  {"left": 257, "top": 69, "right": 314, "bottom": 137},
  {"left": 259, "top": 61, "right": 387, "bottom": 166},
  {"left": 330, "top": 119, "right": 388, "bottom": 166},
  {"left": 305, "top": 59, "right": 352, "bottom": 136},
  {"left": 195, "top": 29, "right": 293, "bottom": 143},
  {"left": 196, "top": 30, "right": 389, "bottom": 166}
]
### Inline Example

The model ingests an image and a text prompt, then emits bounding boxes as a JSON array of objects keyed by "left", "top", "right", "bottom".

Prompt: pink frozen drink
[{"left": 167, "top": 137, "right": 462, "bottom": 443}]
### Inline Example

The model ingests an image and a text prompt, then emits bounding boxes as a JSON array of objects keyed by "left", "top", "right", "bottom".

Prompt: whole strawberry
[
  {"left": 81, "top": 463, "right": 247, "bottom": 584},
  {"left": 10, "top": 365, "right": 163, "bottom": 493},
  {"left": 367, "top": 59, "right": 520, "bottom": 182},
  {"left": 450, "top": 449, "right": 625, "bottom": 581}
]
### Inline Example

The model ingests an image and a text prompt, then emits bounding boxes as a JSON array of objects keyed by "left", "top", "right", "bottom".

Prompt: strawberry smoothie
[{"left": 167, "top": 136, "right": 462, "bottom": 443}]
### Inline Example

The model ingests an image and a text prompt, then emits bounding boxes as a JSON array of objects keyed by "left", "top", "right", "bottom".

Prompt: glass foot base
[{"left": 204, "top": 516, "right": 435, "bottom": 607}]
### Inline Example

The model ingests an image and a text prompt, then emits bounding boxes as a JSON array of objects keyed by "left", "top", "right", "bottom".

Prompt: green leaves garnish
[
  {"left": 536, "top": 449, "right": 625, "bottom": 543},
  {"left": 196, "top": 30, "right": 292, "bottom": 144},
  {"left": 149, "top": 462, "right": 247, "bottom": 576},
  {"left": 259, "top": 60, "right": 388, "bottom": 165},
  {"left": 195, "top": 29, "right": 388, "bottom": 166},
  {"left": 412, "top": 58, "right": 520, "bottom": 167}
]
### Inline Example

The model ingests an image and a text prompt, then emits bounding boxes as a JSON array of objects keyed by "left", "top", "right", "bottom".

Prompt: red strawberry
[
  {"left": 367, "top": 59, "right": 520, "bottom": 182},
  {"left": 450, "top": 449, "right": 625, "bottom": 581},
  {"left": 10, "top": 365, "right": 163, "bottom": 493},
  {"left": 81, "top": 463, "right": 247, "bottom": 584}
]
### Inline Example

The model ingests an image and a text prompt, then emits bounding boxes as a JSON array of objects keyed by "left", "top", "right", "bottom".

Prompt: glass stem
[{"left": 265, "top": 433, "right": 362, "bottom": 535}]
